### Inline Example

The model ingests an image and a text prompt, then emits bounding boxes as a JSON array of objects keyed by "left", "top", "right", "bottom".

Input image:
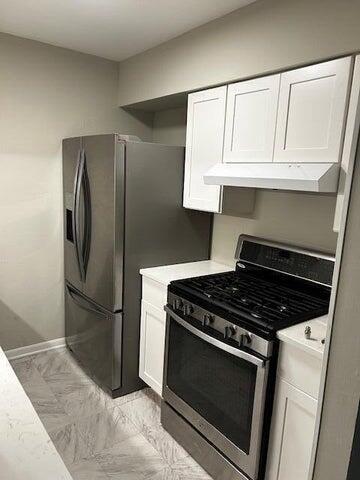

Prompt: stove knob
[
  {"left": 172, "top": 298, "right": 183, "bottom": 311},
  {"left": 183, "top": 304, "right": 194, "bottom": 316},
  {"left": 202, "top": 313, "right": 214, "bottom": 327},
  {"left": 224, "top": 325, "right": 237, "bottom": 340},
  {"left": 240, "top": 333, "right": 252, "bottom": 347}
]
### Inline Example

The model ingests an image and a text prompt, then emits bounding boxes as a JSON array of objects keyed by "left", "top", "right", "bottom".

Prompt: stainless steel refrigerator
[{"left": 63, "top": 134, "right": 211, "bottom": 397}]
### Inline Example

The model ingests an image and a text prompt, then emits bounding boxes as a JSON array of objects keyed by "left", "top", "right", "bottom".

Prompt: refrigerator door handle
[
  {"left": 82, "top": 150, "right": 92, "bottom": 278},
  {"left": 72, "top": 149, "right": 83, "bottom": 281},
  {"left": 67, "top": 284, "right": 109, "bottom": 317},
  {"left": 73, "top": 149, "right": 86, "bottom": 282}
]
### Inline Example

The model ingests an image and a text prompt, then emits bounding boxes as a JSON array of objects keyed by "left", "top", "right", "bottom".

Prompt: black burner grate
[{"left": 173, "top": 270, "right": 330, "bottom": 328}]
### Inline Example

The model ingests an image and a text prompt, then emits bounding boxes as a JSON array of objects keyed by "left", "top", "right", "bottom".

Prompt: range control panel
[{"left": 237, "top": 236, "right": 335, "bottom": 287}]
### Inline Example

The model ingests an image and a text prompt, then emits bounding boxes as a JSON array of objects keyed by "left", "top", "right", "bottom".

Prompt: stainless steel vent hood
[{"left": 203, "top": 163, "right": 340, "bottom": 193}]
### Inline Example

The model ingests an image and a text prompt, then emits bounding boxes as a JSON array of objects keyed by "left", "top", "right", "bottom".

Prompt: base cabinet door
[
  {"left": 139, "top": 300, "right": 166, "bottom": 396},
  {"left": 183, "top": 86, "right": 227, "bottom": 213},
  {"left": 266, "top": 378, "right": 318, "bottom": 480}
]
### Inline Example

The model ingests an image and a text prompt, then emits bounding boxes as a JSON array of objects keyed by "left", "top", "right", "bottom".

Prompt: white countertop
[
  {"left": 140, "top": 260, "right": 233, "bottom": 285},
  {"left": 0, "top": 347, "right": 72, "bottom": 480},
  {"left": 277, "top": 316, "right": 328, "bottom": 359}
]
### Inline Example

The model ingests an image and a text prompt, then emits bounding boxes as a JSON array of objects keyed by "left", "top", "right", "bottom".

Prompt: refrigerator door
[
  {"left": 65, "top": 282, "right": 122, "bottom": 390},
  {"left": 63, "top": 137, "right": 84, "bottom": 292},
  {"left": 82, "top": 134, "right": 125, "bottom": 312}
]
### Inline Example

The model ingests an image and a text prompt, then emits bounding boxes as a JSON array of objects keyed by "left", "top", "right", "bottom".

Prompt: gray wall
[
  {"left": 152, "top": 108, "right": 338, "bottom": 264},
  {"left": 0, "top": 33, "right": 153, "bottom": 350},
  {"left": 118, "top": 0, "right": 360, "bottom": 107},
  {"left": 212, "top": 193, "right": 337, "bottom": 264},
  {"left": 152, "top": 108, "right": 187, "bottom": 145}
]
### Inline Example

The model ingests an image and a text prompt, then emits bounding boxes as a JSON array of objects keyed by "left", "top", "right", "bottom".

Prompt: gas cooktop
[{"left": 169, "top": 236, "right": 334, "bottom": 338}]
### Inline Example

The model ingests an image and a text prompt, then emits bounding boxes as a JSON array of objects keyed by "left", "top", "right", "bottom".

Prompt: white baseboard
[{"left": 5, "top": 337, "right": 66, "bottom": 361}]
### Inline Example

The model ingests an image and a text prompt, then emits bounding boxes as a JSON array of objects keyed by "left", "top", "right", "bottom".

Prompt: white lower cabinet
[
  {"left": 139, "top": 262, "right": 232, "bottom": 397},
  {"left": 139, "top": 300, "right": 166, "bottom": 396},
  {"left": 266, "top": 343, "right": 321, "bottom": 480},
  {"left": 266, "top": 379, "right": 318, "bottom": 480}
]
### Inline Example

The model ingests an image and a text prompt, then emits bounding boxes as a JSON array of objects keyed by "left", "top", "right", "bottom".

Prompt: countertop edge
[
  {"left": 0, "top": 347, "right": 73, "bottom": 480},
  {"left": 140, "top": 260, "right": 233, "bottom": 286},
  {"left": 277, "top": 317, "right": 328, "bottom": 360}
]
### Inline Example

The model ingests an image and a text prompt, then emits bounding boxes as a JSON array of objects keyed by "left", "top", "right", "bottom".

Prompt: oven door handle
[{"left": 165, "top": 305, "right": 266, "bottom": 368}]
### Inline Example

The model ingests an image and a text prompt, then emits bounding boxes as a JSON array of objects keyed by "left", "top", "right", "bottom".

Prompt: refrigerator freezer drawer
[{"left": 65, "top": 282, "right": 122, "bottom": 391}]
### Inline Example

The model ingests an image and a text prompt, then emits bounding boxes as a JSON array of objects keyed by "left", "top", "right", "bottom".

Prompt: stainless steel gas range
[{"left": 161, "top": 235, "right": 334, "bottom": 480}]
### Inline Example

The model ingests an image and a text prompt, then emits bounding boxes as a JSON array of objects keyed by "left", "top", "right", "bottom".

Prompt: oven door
[{"left": 163, "top": 306, "right": 269, "bottom": 480}]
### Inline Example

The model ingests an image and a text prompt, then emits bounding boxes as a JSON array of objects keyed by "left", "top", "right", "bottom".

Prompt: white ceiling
[{"left": 0, "top": 0, "right": 255, "bottom": 61}]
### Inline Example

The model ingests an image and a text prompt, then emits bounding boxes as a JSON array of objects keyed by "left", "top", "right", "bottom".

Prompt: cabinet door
[
  {"left": 139, "top": 300, "right": 166, "bottom": 396},
  {"left": 224, "top": 75, "right": 280, "bottom": 163},
  {"left": 266, "top": 378, "right": 318, "bottom": 480},
  {"left": 183, "top": 86, "right": 226, "bottom": 213},
  {"left": 274, "top": 57, "right": 352, "bottom": 163}
]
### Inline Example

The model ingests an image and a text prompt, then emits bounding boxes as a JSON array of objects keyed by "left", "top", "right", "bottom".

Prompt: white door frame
[{"left": 309, "top": 54, "right": 360, "bottom": 480}]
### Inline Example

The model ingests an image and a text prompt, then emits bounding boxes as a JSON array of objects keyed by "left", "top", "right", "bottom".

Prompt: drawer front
[
  {"left": 277, "top": 343, "right": 322, "bottom": 399},
  {"left": 142, "top": 277, "right": 168, "bottom": 311}
]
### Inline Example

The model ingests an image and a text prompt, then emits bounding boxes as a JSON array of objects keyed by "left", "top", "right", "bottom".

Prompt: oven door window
[{"left": 167, "top": 318, "right": 257, "bottom": 454}]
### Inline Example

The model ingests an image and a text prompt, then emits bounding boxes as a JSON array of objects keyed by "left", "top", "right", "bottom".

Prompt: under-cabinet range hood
[{"left": 203, "top": 163, "right": 340, "bottom": 193}]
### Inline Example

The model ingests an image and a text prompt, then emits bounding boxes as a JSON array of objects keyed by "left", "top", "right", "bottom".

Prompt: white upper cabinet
[
  {"left": 224, "top": 75, "right": 280, "bottom": 163},
  {"left": 274, "top": 57, "right": 352, "bottom": 163},
  {"left": 183, "top": 56, "right": 353, "bottom": 207},
  {"left": 183, "top": 86, "right": 227, "bottom": 212}
]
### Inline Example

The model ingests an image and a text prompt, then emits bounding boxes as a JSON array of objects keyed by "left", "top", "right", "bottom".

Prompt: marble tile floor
[{"left": 10, "top": 347, "right": 212, "bottom": 480}]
